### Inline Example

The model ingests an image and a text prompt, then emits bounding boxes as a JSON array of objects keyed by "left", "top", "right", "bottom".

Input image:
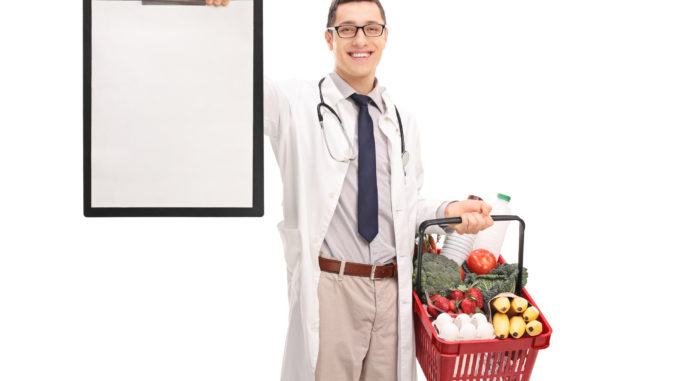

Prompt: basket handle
[{"left": 415, "top": 215, "right": 526, "bottom": 297}]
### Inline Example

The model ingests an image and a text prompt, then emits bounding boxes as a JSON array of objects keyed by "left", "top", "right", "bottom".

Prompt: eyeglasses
[{"left": 327, "top": 23, "right": 386, "bottom": 38}]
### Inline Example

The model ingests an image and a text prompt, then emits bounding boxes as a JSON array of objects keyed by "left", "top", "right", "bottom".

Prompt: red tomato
[
  {"left": 467, "top": 249, "right": 497, "bottom": 275},
  {"left": 459, "top": 266, "right": 465, "bottom": 281}
]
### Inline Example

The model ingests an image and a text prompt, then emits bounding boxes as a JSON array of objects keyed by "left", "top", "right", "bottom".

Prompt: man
[{"left": 209, "top": 1, "right": 493, "bottom": 380}]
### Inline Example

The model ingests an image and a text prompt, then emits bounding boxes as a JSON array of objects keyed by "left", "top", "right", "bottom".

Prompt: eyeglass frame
[{"left": 326, "top": 23, "right": 387, "bottom": 38}]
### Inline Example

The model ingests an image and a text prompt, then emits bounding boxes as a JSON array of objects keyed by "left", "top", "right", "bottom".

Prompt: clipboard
[{"left": 83, "top": 0, "right": 263, "bottom": 217}]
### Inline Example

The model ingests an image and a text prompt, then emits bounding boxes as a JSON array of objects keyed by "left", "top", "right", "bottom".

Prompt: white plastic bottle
[
  {"left": 473, "top": 193, "right": 512, "bottom": 260},
  {"left": 440, "top": 195, "right": 482, "bottom": 265}
]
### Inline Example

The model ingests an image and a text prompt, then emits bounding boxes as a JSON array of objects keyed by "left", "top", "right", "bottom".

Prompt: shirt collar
[{"left": 329, "top": 71, "right": 384, "bottom": 113}]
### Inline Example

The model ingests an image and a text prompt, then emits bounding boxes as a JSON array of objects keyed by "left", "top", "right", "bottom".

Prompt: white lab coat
[{"left": 265, "top": 74, "right": 445, "bottom": 381}]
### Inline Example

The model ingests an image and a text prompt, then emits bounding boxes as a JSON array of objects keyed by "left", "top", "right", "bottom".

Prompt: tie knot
[{"left": 350, "top": 93, "right": 373, "bottom": 107}]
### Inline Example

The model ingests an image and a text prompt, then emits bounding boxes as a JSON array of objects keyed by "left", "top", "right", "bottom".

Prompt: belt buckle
[{"left": 370, "top": 264, "right": 377, "bottom": 280}]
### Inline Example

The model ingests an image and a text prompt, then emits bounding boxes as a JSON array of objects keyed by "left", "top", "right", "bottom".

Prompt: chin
[{"left": 344, "top": 65, "right": 373, "bottom": 78}]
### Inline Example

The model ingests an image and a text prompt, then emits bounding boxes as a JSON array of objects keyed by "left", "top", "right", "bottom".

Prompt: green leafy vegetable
[
  {"left": 413, "top": 253, "right": 464, "bottom": 299},
  {"left": 462, "top": 262, "right": 528, "bottom": 307}
]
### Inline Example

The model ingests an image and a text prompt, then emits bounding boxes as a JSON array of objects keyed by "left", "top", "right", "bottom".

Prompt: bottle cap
[
  {"left": 467, "top": 195, "right": 483, "bottom": 201},
  {"left": 497, "top": 193, "right": 511, "bottom": 202}
]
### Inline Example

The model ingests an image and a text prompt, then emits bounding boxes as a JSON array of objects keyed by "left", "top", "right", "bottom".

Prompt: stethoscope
[{"left": 316, "top": 77, "right": 409, "bottom": 175}]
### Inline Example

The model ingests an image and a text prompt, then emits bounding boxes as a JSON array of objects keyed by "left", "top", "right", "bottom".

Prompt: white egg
[
  {"left": 434, "top": 313, "right": 453, "bottom": 327},
  {"left": 459, "top": 323, "right": 477, "bottom": 341},
  {"left": 454, "top": 314, "right": 471, "bottom": 329},
  {"left": 470, "top": 313, "right": 487, "bottom": 327},
  {"left": 438, "top": 322, "right": 459, "bottom": 341},
  {"left": 476, "top": 321, "right": 495, "bottom": 340}
]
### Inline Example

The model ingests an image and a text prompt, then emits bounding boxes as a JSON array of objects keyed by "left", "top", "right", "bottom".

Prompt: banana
[
  {"left": 493, "top": 313, "right": 510, "bottom": 339},
  {"left": 522, "top": 306, "right": 540, "bottom": 323},
  {"left": 526, "top": 320, "right": 543, "bottom": 336},
  {"left": 491, "top": 297, "right": 510, "bottom": 313},
  {"left": 509, "top": 316, "right": 526, "bottom": 338},
  {"left": 510, "top": 297, "right": 528, "bottom": 314}
]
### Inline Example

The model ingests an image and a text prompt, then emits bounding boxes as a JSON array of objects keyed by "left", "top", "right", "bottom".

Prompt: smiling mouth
[{"left": 348, "top": 51, "right": 373, "bottom": 61}]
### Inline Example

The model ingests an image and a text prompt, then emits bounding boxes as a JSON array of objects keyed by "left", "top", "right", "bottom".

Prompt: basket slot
[{"left": 452, "top": 355, "right": 460, "bottom": 378}]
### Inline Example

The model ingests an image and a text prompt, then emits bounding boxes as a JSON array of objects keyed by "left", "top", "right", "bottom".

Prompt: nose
[{"left": 353, "top": 28, "right": 369, "bottom": 45}]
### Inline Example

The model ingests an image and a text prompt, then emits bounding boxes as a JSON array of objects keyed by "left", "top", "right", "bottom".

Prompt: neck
[{"left": 335, "top": 68, "right": 376, "bottom": 95}]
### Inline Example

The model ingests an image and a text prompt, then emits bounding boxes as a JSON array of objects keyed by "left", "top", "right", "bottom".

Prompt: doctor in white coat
[{"left": 209, "top": 0, "right": 493, "bottom": 380}]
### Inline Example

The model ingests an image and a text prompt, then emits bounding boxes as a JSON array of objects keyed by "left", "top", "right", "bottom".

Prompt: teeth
[{"left": 351, "top": 52, "right": 370, "bottom": 58}]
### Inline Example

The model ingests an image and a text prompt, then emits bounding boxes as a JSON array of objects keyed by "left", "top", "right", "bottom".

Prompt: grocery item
[
  {"left": 492, "top": 313, "right": 509, "bottom": 339},
  {"left": 523, "top": 306, "right": 540, "bottom": 323},
  {"left": 434, "top": 296, "right": 451, "bottom": 312},
  {"left": 449, "top": 289, "right": 465, "bottom": 305},
  {"left": 460, "top": 297, "right": 478, "bottom": 314},
  {"left": 491, "top": 296, "right": 510, "bottom": 313},
  {"left": 526, "top": 320, "right": 543, "bottom": 336},
  {"left": 467, "top": 248, "right": 498, "bottom": 275},
  {"left": 454, "top": 314, "right": 471, "bottom": 329},
  {"left": 426, "top": 235, "right": 438, "bottom": 253},
  {"left": 434, "top": 313, "right": 453, "bottom": 327},
  {"left": 510, "top": 297, "right": 528, "bottom": 314},
  {"left": 476, "top": 321, "right": 495, "bottom": 340},
  {"left": 470, "top": 313, "right": 487, "bottom": 327},
  {"left": 426, "top": 304, "right": 439, "bottom": 318},
  {"left": 413, "top": 253, "right": 464, "bottom": 299},
  {"left": 489, "top": 294, "right": 544, "bottom": 340},
  {"left": 463, "top": 263, "right": 529, "bottom": 309},
  {"left": 437, "top": 322, "right": 459, "bottom": 341},
  {"left": 459, "top": 323, "right": 477, "bottom": 340},
  {"left": 473, "top": 193, "right": 512, "bottom": 259},
  {"left": 509, "top": 316, "right": 526, "bottom": 338},
  {"left": 440, "top": 195, "right": 483, "bottom": 265},
  {"left": 464, "top": 287, "right": 484, "bottom": 310}
]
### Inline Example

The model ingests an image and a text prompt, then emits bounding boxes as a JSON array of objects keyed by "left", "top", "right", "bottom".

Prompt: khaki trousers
[{"left": 315, "top": 269, "right": 398, "bottom": 381}]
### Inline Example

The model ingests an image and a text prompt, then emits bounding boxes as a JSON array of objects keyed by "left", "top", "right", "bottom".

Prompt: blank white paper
[{"left": 91, "top": 0, "right": 254, "bottom": 208}]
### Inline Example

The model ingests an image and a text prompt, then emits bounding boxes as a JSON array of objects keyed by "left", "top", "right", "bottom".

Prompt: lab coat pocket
[{"left": 277, "top": 222, "right": 302, "bottom": 289}]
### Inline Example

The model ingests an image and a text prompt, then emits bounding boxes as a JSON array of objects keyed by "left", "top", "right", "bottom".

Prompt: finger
[
  {"left": 206, "top": 0, "right": 214, "bottom": 5},
  {"left": 467, "top": 213, "right": 482, "bottom": 234},
  {"left": 484, "top": 215, "right": 494, "bottom": 230},
  {"left": 223, "top": 0, "right": 230, "bottom": 5},
  {"left": 481, "top": 202, "right": 492, "bottom": 216},
  {"left": 455, "top": 214, "right": 469, "bottom": 235}
]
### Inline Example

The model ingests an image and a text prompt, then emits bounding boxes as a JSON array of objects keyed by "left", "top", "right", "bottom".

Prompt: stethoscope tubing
[{"left": 316, "top": 77, "right": 408, "bottom": 166}]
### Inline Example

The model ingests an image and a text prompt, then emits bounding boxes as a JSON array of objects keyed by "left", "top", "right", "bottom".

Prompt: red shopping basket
[{"left": 413, "top": 215, "right": 552, "bottom": 381}]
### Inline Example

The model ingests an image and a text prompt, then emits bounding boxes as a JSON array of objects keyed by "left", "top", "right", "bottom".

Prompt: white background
[{"left": 1, "top": 0, "right": 676, "bottom": 380}]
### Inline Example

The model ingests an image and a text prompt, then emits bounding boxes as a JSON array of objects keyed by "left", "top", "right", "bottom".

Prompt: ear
[
  {"left": 384, "top": 28, "right": 389, "bottom": 45},
  {"left": 324, "top": 30, "right": 334, "bottom": 51}
]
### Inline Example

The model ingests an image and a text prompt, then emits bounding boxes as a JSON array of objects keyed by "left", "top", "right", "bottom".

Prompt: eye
[{"left": 338, "top": 26, "right": 355, "bottom": 33}]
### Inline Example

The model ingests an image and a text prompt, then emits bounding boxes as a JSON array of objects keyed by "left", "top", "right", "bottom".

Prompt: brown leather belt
[{"left": 318, "top": 256, "right": 397, "bottom": 279}]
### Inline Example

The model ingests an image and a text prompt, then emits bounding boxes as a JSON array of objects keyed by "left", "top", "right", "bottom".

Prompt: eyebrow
[{"left": 336, "top": 20, "right": 383, "bottom": 25}]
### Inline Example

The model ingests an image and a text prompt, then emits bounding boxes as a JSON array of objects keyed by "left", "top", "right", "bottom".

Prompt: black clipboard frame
[{"left": 83, "top": 0, "right": 264, "bottom": 217}]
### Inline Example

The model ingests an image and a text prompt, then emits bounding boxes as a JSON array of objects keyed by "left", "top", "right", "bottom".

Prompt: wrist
[{"left": 444, "top": 201, "right": 459, "bottom": 218}]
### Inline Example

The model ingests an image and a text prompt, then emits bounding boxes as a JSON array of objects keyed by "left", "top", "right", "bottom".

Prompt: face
[{"left": 325, "top": 2, "right": 388, "bottom": 82}]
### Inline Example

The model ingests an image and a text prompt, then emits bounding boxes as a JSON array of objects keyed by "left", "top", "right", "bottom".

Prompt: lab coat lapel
[
  {"left": 320, "top": 76, "right": 358, "bottom": 159},
  {"left": 379, "top": 89, "right": 400, "bottom": 143}
]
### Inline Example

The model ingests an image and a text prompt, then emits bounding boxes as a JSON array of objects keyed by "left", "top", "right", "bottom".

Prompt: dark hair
[{"left": 326, "top": 0, "right": 387, "bottom": 28}]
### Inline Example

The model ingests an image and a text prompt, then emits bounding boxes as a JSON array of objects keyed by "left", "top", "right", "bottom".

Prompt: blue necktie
[{"left": 349, "top": 93, "right": 378, "bottom": 243}]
